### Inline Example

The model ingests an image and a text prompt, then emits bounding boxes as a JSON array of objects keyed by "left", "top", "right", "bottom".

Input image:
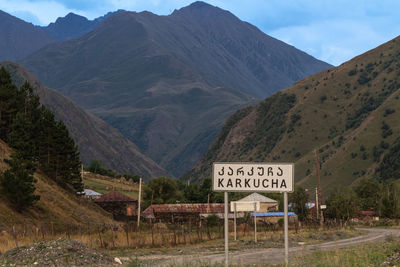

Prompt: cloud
[
  {"left": 269, "top": 18, "right": 400, "bottom": 66},
  {"left": 1, "top": 0, "right": 400, "bottom": 65},
  {"left": 0, "top": 0, "right": 82, "bottom": 25},
  {"left": 10, "top": 10, "right": 41, "bottom": 25}
]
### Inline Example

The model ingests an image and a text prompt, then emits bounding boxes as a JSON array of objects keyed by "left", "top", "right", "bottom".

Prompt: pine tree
[
  {"left": 0, "top": 67, "right": 25, "bottom": 142},
  {"left": 0, "top": 68, "right": 83, "bottom": 195},
  {"left": 0, "top": 153, "right": 40, "bottom": 211}
]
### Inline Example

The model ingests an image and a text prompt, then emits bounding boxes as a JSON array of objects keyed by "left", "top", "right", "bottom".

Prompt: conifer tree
[
  {"left": 0, "top": 68, "right": 83, "bottom": 194},
  {"left": 0, "top": 153, "right": 40, "bottom": 211},
  {"left": 0, "top": 67, "right": 25, "bottom": 141}
]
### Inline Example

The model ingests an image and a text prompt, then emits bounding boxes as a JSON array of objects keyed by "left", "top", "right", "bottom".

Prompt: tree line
[
  {"left": 85, "top": 160, "right": 140, "bottom": 183},
  {"left": 0, "top": 67, "right": 82, "bottom": 210},
  {"left": 142, "top": 176, "right": 399, "bottom": 222}
]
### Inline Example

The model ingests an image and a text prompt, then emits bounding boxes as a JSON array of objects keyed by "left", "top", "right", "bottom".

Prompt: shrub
[
  {"left": 348, "top": 69, "right": 357, "bottom": 76},
  {"left": 206, "top": 214, "right": 220, "bottom": 227}
]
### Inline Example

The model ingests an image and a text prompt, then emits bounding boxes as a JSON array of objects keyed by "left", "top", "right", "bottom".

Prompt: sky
[{"left": 1, "top": 0, "right": 400, "bottom": 66}]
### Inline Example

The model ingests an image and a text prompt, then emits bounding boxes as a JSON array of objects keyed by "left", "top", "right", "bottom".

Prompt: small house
[
  {"left": 94, "top": 190, "right": 137, "bottom": 220},
  {"left": 237, "top": 193, "right": 278, "bottom": 212},
  {"left": 83, "top": 189, "right": 102, "bottom": 200}
]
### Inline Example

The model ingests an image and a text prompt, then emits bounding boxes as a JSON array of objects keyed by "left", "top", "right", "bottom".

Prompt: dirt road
[{"left": 137, "top": 228, "right": 400, "bottom": 266}]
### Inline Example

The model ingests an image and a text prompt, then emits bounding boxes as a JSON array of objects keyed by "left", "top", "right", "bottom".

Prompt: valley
[{"left": 0, "top": 1, "right": 400, "bottom": 266}]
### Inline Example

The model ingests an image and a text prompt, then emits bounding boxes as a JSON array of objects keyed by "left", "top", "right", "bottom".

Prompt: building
[
  {"left": 142, "top": 203, "right": 231, "bottom": 223},
  {"left": 83, "top": 189, "right": 102, "bottom": 200},
  {"left": 94, "top": 190, "right": 137, "bottom": 220},
  {"left": 236, "top": 193, "right": 279, "bottom": 212},
  {"left": 252, "top": 212, "right": 298, "bottom": 224}
]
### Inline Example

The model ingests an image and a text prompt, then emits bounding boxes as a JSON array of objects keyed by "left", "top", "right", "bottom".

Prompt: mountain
[
  {"left": 19, "top": 1, "right": 331, "bottom": 176},
  {"left": 40, "top": 10, "right": 125, "bottom": 41},
  {"left": 0, "top": 62, "right": 169, "bottom": 180},
  {"left": 182, "top": 36, "right": 400, "bottom": 195},
  {"left": 0, "top": 10, "right": 55, "bottom": 61},
  {"left": 0, "top": 139, "right": 115, "bottom": 230}
]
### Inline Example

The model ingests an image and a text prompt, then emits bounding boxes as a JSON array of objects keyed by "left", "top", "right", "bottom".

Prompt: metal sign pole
[
  {"left": 137, "top": 178, "right": 142, "bottom": 228},
  {"left": 284, "top": 192, "right": 289, "bottom": 266},
  {"left": 234, "top": 202, "right": 237, "bottom": 241},
  {"left": 224, "top": 192, "right": 229, "bottom": 267},
  {"left": 254, "top": 201, "right": 257, "bottom": 243}
]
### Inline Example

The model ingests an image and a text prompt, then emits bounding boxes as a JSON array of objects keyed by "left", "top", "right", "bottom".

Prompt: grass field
[
  {"left": 82, "top": 172, "right": 139, "bottom": 199},
  {"left": 291, "top": 235, "right": 400, "bottom": 267}
]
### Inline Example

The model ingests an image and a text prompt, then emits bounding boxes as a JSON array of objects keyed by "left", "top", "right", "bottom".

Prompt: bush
[
  {"left": 206, "top": 214, "right": 220, "bottom": 227},
  {"left": 348, "top": 69, "right": 357, "bottom": 76}
]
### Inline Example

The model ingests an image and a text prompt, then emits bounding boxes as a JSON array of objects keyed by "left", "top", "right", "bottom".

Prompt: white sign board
[
  {"left": 213, "top": 162, "right": 294, "bottom": 192},
  {"left": 230, "top": 201, "right": 260, "bottom": 212}
]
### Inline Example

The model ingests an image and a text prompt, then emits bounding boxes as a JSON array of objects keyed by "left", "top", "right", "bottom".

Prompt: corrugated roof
[
  {"left": 84, "top": 189, "right": 102, "bottom": 196},
  {"left": 361, "top": 210, "right": 375, "bottom": 216},
  {"left": 238, "top": 193, "right": 278, "bottom": 203},
  {"left": 143, "top": 204, "right": 226, "bottom": 215},
  {"left": 94, "top": 191, "right": 135, "bottom": 203}
]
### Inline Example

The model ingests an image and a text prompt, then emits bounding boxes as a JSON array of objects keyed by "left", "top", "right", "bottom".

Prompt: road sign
[
  {"left": 230, "top": 201, "right": 260, "bottom": 212},
  {"left": 213, "top": 162, "right": 294, "bottom": 266},
  {"left": 213, "top": 162, "right": 294, "bottom": 192}
]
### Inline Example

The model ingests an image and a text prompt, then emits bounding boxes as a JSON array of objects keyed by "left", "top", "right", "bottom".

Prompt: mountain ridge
[
  {"left": 19, "top": 2, "right": 330, "bottom": 176},
  {"left": 0, "top": 10, "right": 55, "bottom": 61},
  {"left": 40, "top": 10, "right": 125, "bottom": 41},
  {"left": 182, "top": 36, "right": 400, "bottom": 194}
]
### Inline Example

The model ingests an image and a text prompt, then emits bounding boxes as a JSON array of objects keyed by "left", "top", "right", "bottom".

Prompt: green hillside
[{"left": 182, "top": 36, "right": 400, "bottom": 195}]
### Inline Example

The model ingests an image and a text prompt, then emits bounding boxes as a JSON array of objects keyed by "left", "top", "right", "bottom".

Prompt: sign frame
[
  {"left": 212, "top": 162, "right": 294, "bottom": 193},
  {"left": 230, "top": 201, "right": 260, "bottom": 212},
  {"left": 213, "top": 161, "right": 294, "bottom": 267}
]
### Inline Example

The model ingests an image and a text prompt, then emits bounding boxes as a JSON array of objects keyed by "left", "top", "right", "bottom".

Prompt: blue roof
[{"left": 251, "top": 212, "right": 296, "bottom": 217}]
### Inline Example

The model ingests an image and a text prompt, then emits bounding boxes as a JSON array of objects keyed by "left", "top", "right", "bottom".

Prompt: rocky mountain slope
[
  {"left": 40, "top": 10, "right": 124, "bottom": 41},
  {"left": 1, "top": 62, "right": 168, "bottom": 179},
  {"left": 182, "top": 36, "right": 400, "bottom": 195},
  {"left": 0, "top": 10, "right": 55, "bottom": 61},
  {"left": 19, "top": 1, "right": 330, "bottom": 176}
]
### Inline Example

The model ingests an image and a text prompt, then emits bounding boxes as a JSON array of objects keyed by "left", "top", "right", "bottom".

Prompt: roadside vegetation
[{"left": 291, "top": 235, "right": 400, "bottom": 267}]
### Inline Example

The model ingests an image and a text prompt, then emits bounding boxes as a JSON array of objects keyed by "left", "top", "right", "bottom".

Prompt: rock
[{"left": 0, "top": 238, "right": 120, "bottom": 266}]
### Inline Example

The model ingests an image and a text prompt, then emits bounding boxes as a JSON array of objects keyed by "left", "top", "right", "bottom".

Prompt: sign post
[
  {"left": 212, "top": 162, "right": 294, "bottom": 266},
  {"left": 224, "top": 192, "right": 229, "bottom": 267},
  {"left": 254, "top": 202, "right": 257, "bottom": 243},
  {"left": 284, "top": 192, "right": 289, "bottom": 265},
  {"left": 234, "top": 202, "right": 237, "bottom": 241}
]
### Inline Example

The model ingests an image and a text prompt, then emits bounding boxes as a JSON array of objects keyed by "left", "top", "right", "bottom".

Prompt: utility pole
[
  {"left": 315, "top": 187, "right": 319, "bottom": 220},
  {"left": 137, "top": 177, "right": 142, "bottom": 228},
  {"left": 314, "top": 150, "right": 323, "bottom": 225}
]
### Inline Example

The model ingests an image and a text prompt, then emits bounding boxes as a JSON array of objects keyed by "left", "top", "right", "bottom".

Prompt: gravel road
[{"left": 138, "top": 227, "right": 400, "bottom": 266}]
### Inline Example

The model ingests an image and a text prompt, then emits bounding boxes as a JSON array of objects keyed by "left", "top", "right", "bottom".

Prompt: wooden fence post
[
  {"left": 97, "top": 227, "right": 103, "bottom": 248},
  {"left": 151, "top": 220, "right": 155, "bottom": 247},
  {"left": 181, "top": 224, "right": 186, "bottom": 244},
  {"left": 111, "top": 226, "right": 115, "bottom": 248},
  {"left": 124, "top": 224, "right": 130, "bottom": 247},
  {"left": 12, "top": 225, "right": 18, "bottom": 248}
]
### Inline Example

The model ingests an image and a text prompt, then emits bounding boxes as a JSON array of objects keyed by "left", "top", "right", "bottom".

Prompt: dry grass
[
  {"left": 0, "top": 140, "right": 116, "bottom": 240},
  {"left": 0, "top": 222, "right": 362, "bottom": 257}
]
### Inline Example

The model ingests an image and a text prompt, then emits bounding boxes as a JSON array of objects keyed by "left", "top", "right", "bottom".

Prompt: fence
[{"left": 0, "top": 218, "right": 359, "bottom": 253}]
